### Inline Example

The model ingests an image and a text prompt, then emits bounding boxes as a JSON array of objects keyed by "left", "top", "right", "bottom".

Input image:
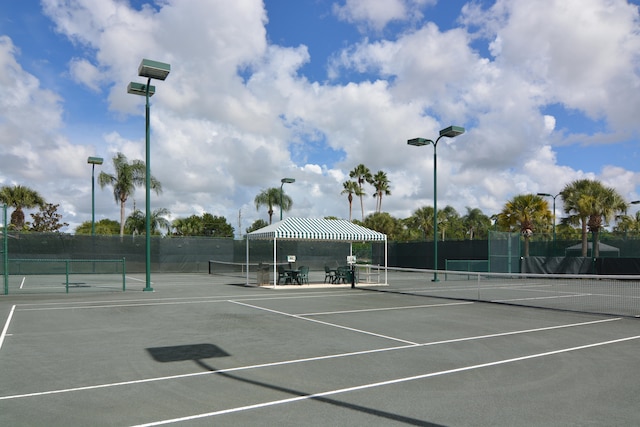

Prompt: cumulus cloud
[{"left": 0, "top": 0, "right": 638, "bottom": 233}]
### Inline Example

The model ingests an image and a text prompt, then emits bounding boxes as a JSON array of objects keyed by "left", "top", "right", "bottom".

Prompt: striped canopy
[{"left": 247, "top": 217, "right": 387, "bottom": 242}]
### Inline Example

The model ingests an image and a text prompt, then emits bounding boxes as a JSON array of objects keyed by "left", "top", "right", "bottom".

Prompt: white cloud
[
  {"left": 69, "top": 57, "right": 103, "bottom": 92},
  {"left": 462, "top": 0, "right": 640, "bottom": 128},
  {"left": 333, "top": 0, "right": 408, "bottom": 31},
  {"left": 0, "top": 0, "right": 639, "bottom": 234}
]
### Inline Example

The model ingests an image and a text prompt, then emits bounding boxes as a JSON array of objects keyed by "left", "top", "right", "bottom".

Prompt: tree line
[{"left": 1, "top": 155, "right": 638, "bottom": 250}]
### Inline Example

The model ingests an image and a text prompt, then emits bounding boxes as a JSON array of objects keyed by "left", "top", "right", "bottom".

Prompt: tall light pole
[
  {"left": 537, "top": 192, "right": 559, "bottom": 254},
  {"left": 128, "top": 59, "right": 171, "bottom": 292},
  {"left": 408, "top": 125, "right": 465, "bottom": 282},
  {"left": 280, "top": 178, "right": 295, "bottom": 221},
  {"left": 87, "top": 157, "right": 103, "bottom": 236}
]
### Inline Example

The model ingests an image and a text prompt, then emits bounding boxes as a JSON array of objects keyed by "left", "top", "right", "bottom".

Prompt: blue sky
[{"left": 0, "top": 0, "right": 639, "bottom": 234}]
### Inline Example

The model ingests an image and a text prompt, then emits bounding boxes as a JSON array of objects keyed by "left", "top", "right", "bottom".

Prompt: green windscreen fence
[
  {"left": 488, "top": 231, "right": 520, "bottom": 273},
  {"left": 3, "top": 233, "right": 386, "bottom": 275}
]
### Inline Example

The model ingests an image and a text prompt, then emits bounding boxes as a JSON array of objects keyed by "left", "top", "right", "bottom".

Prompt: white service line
[
  {"left": 297, "top": 301, "right": 473, "bottom": 316},
  {"left": 131, "top": 333, "right": 640, "bottom": 427},
  {"left": 126, "top": 276, "right": 152, "bottom": 283},
  {"left": 231, "top": 300, "right": 419, "bottom": 345},
  {"left": 0, "top": 317, "right": 620, "bottom": 402},
  {"left": 0, "top": 305, "right": 16, "bottom": 350}
]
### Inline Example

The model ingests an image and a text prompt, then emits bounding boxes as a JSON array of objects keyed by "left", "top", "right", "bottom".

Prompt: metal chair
[
  {"left": 324, "top": 265, "right": 336, "bottom": 283},
  {"left": 335, "top": 266, "right": 349, "bottom": 283},
  {"left": 277, "top": 265, "right": 291, "bottom": 285},
  {"left": 298, "top": 266, "right": 309, "bottom": 285}
]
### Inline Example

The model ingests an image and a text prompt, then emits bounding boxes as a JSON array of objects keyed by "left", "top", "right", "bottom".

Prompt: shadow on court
[
  {"left": 0, "top": 273, "right": 638, "bottom": 426},
  {"left": 147, "top": 342, "right": 444, "bottom": 427}
]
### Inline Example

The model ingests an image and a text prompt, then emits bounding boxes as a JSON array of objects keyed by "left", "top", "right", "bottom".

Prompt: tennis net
[
  {"left": 359, "top": 267, "right": 640, "bottom": 318},
  {"left": 208, "top": 260, "right": 280, "bottom": 285},
  {"left": 4, "top": 258, "right": 126, "bottom": 294}
]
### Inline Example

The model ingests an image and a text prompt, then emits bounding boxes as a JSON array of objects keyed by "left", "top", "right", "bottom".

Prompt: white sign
[
  {"left": 346, "top": 256, "right": 356, "bottom": 264},
  {"left": 287, "top": 255, "right": 296, "bottom": 263}
]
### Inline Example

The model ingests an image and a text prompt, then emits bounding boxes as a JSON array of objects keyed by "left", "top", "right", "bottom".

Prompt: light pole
[
  {"left": 408, "top": 126, "right": 465, "bottom": 282},
  {"left": 537, "top": 192, "right": 559, "bottom": 254},
  {"left": 128, "top": 59, "right": 171, "bottom": 292},
  {"left": 280, "top": 178, "right": 295, "bottom": 221},
  {"left": 87, "top": 157, "right": 103, "bottom": 236}
]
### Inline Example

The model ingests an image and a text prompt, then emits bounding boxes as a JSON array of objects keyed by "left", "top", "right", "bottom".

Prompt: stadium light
[
  {"left": 537, "top": 192, "right": 560, "bottom": 253},
  {"left": 87, "top": 157, "right": 103, "bottom": 236},
  {"left": 128, "top": 58, "right": 171, "bottom": 292},
  {"left": 280, "top": 178, "right": 295, "bottom": 221},
  {"left": 408, "top": 125, "right": 465, "bottom": 282}
]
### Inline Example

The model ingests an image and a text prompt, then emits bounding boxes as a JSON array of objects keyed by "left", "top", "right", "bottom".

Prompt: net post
[
  {"left": 65, "top": 259, "right": 69, "bottom": 294},
  {"left": 2, "top": 205, "right": 7, "bottom": 295},
  {"left": 122, "top": 257, "right": 126, "bottom": 291}
]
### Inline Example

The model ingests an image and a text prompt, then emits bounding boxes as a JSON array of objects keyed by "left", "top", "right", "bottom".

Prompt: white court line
[
  {"left": 297, "top": 301, "right": 473, "bottom": 316},
  {"left": 131, "top": 333, "right": 640, "bottom": 427},
  {"left": 19, "top": 277, "right": 25, "bottom": 289},
  {"left": 17, "top": 292, "right": 360, "bottom": 312},
  {"left": 15, "top": 290, "right": 355, "bottom": 310},
  {"left": 126, "top": 276, "right": 153, "bottom": 284},
  {"left": 0, "top": 305, "right": 16, "bottom": 351},
  {"left": 231, "top": 300, "right": 420, "bottom": 344},
  {"left": 0, "top": 317, "right": 620, "bottom": 402}
]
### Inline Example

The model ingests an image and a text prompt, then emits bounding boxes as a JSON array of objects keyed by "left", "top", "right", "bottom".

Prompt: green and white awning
[{"left": 247, "top": 217, "right": 387, "bottom": 242}]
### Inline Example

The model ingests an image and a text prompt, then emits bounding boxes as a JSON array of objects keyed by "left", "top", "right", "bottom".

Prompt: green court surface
[{"left": 0, "top": 273, "right": 638, "bottom": 426}]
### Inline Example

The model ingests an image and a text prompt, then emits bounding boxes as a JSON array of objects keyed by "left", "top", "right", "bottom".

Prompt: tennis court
[{"left": 0, "top": 272, "right": 638, "bottom": 426}]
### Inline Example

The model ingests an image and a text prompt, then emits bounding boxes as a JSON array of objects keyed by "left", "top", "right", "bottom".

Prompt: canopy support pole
[
  {"left": 245, "top": 235, "right": 249, "bottom": 286},
  {"left": 273, "top": 237, "right": 277, "bottom": 287}
]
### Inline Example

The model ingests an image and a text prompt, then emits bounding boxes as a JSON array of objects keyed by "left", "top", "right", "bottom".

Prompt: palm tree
[
  {"left": 495, "top": 194, "right": 550, "bottom": 257},
  {"left": 125, "top": 209, "right": 145, "bottom": 235},
  {"left": 560, "top": 179, "right": 627, "bottom": 257},
  {"left": 172, "top": 215, "right": 204, "bottom": 236},
  {"left": 126, "top": 208, "right": 171, "bottom": 235},
  {"left": 586, "top": 187, "right": 626, "bottom": 257},
  {"left": 149, "top": 208, "right": 172, "bottom": 235},
  {"left": 438, "top": 205, "right": 461, "bottom": 241},
  {"left": 340, "top": 180, "right": 362, "bottom": 221},
  {"left": 407, "top": 206, "right": 435, "bottom": 240},
  {"left": 371, "top": 171, "right": 391, "bottom": 213},
  {"left": 462, "top": 207, "right": 491, "bottom": 240},
  {"left": 0, "top": 185, "right": 45, "bottom": 230},
  {"left": 98, "top": 152, "right": 162, "bottom": 238},
  {"left": 560, "top": 179, "right": 594, "bottom": 256},
  {"left": 615, "top": 211, "right": 640, "bottom": 235},
  {"left": 349, "top": 164, "right": 372, "bottom": 222},
  {"left": 254, "top": 187, "right": 292, "bottom": 224}
]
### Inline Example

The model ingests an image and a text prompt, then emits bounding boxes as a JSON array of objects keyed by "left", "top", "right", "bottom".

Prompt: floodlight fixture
[
  {"left": 407, "top": 138, "right": 431, "bottom": 147},
  {"left": 407, "top": 126, "right": 465, "bottom": 282},
  {"left": 439, "top": 126, "right": 465, "bottom": 138},
  {"left": 138, "top": 59, "right": 171, "bottom": 81},
  {"left": 280, "top": 178, "right": 296, "bottom": 220},
  {"left": 87, "top": 156, "right": 104, "bottom": 235},
  {"left": 128, "top": 58, "right": 171, "bottom": 292},
  {"left": 127, "top": 82, "right": 156, "bottom": 97}
]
